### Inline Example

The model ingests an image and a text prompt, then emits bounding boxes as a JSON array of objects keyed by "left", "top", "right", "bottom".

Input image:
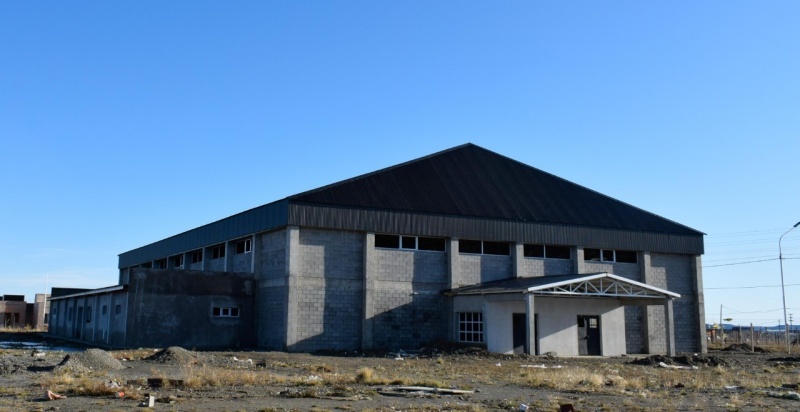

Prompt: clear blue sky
[{"left": 2, "top": 2, "right": 798, "bottom": 327}]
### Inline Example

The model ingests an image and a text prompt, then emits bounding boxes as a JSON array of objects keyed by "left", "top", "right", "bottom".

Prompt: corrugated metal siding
[
  {"left": 288, "top": 204, "right": 704, "bottom": 255},
  {"left": 118, "top": 200, "right": 289, "bottom": 268}
]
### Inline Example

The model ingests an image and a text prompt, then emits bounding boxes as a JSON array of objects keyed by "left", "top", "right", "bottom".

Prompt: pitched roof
[{"left": 290, "top": 143, "right": 701, "bottom": 235}]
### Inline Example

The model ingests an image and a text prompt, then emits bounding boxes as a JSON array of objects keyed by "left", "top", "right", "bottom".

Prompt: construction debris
[{"left": 45, "top": 390, "right": 66, "bottom": 400}]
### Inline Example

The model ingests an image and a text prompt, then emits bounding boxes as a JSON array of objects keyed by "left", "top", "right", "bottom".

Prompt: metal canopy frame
[{"left": 529, "top": 273, "right": 679, "bottom": 299}]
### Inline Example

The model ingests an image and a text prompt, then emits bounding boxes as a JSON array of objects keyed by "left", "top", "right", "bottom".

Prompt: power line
[
  {"left": 705, "top": 283, "right": 800, "bottom": 290},
  {"left": 703, "top": 257, "right": 800, "bottom": 268}
]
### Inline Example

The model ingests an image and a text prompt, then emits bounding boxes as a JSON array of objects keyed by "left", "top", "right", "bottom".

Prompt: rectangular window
[
  {"left": 602, "top": 249, "right": 615, "bottom": 262},
  {"left": 375, "top": 234, "right": 400, "bottom": 248},
  {"left": 115, "top": 304, "right": 121, "bottom": 315},
  {"left": 171, "top": 254, "right": 184, "bottom": 267},
  {"left": 155, "top": 259, "right": 167, "bottom": 269},
  {"left": 236, "top": 239, "right": 252, "bottom": 254},
  {"left": 211, "top": 306, "right": 240, "bottom": 318},
  {"left": 584, "top": 248, "right": 601, "bottom": 261},
  {"left": 458, "top": 239, "right": 483, "bottom": 254},
  {"left": 523, "top": 244, "right": 545, "bottom": 258},
  {"left": 86, "top": 307, "right": 92, "bottom": 323},
  {"left": 615, "top": 250, "right": 638, "bottom": 263},
  {"left": 458, "top": 312, "right": 484, "bottom": 343},
  {"left": 375, "top": 234, "right": 446, "bottom": 252},
  {"left": 102, "top": 305, "right": 108, "bottom": 315},
  {"left": 417, "top": 237, "right": 446, "bottom": 251},
  {"left": 191, "top": 250, "right": 203, "bottom": 264},
  {"left": 545, "top": 245, "right": 571, "bottom": 260},
  {"left": 482, "top": 241, "right": 510, "bottom": 256},
  {"left": 211, "top": 244, "right": 226, "bottom": 260}
]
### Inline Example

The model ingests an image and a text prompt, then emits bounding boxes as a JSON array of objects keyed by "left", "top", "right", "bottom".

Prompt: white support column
[
  {"left": 285, "top": 226, "right": 300, "bottom": 350},
  {"left": 665, "top": 299, "right": 676, "bottom": 357},
  {"left": 447, "top": 238, "right": 460, "bottom": 341},
  {"left": 525, "top": 293, "right": 536, "bottom": 355}
]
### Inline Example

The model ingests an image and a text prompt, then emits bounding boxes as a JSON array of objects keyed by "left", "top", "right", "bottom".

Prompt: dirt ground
[{"left": 3, "top": 331, "right": 800, "bottom": 411}]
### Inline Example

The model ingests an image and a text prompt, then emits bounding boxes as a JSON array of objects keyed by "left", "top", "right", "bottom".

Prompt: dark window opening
[
  {"left": 102, "top": 305, "right": 108, "bottom": 315},
  {"left": 615, "top": 250, "right": 637, "bottom": 263},
  {"left": 115, "top": 304, "right": 121, "bottom": 315},
  {"left": 546, "top": 245, "right": 571, "bottom": 260},
  {"left": 85, "top": 307, "right": 92, "bottom": 323},
  {"left": 155, "top": 259, "right": 167, "bottom": 269},
  {"left": 483, "top": 241, "right": 510, "bottom": 256},
  {"left": 584, "top": 248, "right": 601, "bottom": 261},
  {"left": 417, "top": 237, "right": 446, "bottom": 251},
  {"left": 171, "top": 254, "right": 184, "bottom": 267},
  {"left": 523, "top": 244, "right": 545, "bottom": 258},
  {"left": 458, "top": 312, "right": 484, "bottom": 343},
  {"left": 191, "top": 250, "right": 203, "bottom": 264},
  {"left": 602, "top": 249, "right": 615, "bottom": 262},
  {"left": 212, "top": 306, "right": 239, "bottom": 318},
  {"left": 459, "top": 239, "right": 483, "bottom": 254},
  {"left": 211, "top": 244, "right": 226, "bottom": 260},
  {"left": 375, "top": 234, "right": 400, "bottom": 248},
  {"left": 140, "top": 262, "right": 152, "bottom": 269},
  {"left": 235, "top": 239, "right": 252, "bottom": 254},
  {"left": 401, "top": 236, "right": 416, "bottom": 250}
]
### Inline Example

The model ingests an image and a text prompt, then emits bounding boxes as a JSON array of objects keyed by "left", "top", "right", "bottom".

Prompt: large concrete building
[{"left": 49, "top": 144, "right": 706, "bottom": 356}]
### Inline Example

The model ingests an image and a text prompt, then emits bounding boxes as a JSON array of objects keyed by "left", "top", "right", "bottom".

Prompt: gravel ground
[{"left": 3, "top": 332, "right": 800, "bottom": 411}]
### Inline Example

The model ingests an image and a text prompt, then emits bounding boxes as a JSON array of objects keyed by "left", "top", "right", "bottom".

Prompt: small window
[
  {"left": 102, "top": 305, "right": 108, "bottom": 315},
  {"left": 375, "top": 234, "right": 400, "bottom": 248},
  {"left": 545, "top": 245, "right": 571, "bottom": 260},
  {"left": 212, "top": 306, "right": 240, "bottom": 318},
  {"left": 86, "top": 307, "right": 92, "bottom": 323},
  {"left": 483, "top": 241, "right": 510, "bottom": 256},
  {"left": 115, "top": 304, "right": 121, "bottom": 315},
  {"left": 140, "top": 262, "right": 152, "bottom": 269},
  {"left": 602, "top": 249, "right": 615, "bottom": 262},
  {"left": 211, "top": 244, "right": 226, "bottom": 260},
  {"left": 171, "top": 254, "right": 184, "bottom": 267},
  {"left": 155, "top": 259, "right": 167, "bottom": 269},
  {"left": 615, "top": 250, "right": 638, "bottom": 263},
  {"left": 458, "top": 312, "right": 484, "bottom": 343},
  {"left": 417, "top": 237, "right": 446, "bottom": 252},
  {"left": 401, "top": 236, "right": 416, "bottom": 250},
  {"left": 584, "top": 248, "right": 601, "bottom": 261},
  {"left": 236, "top": 239, "right": 252, "bottom": 254},
  {"left": 523, "top": 244, "right": 545, "bottom": 258},
  {"left": 191, "top": 250, "right": 203, "bottom": 264},
  {"left": 459, "top": 240, "right": 483, "bottom": 254}
]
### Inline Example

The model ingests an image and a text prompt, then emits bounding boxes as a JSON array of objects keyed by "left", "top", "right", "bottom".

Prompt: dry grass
[{"left": 39, "top": 372, "right": 140, "bottom": 398}]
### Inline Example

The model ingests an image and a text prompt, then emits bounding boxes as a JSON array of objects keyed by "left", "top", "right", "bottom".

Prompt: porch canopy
[{"left": 443, "top": 273, "right": 681, "bottom": 356}]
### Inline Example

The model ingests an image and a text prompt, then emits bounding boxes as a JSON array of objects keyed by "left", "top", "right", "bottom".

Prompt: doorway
[
  {"left": 577, "top": 315, "right": 601, "bottom": 355},
  {"left": 512, "top": 313, "right": 539, "bottom": 355}
]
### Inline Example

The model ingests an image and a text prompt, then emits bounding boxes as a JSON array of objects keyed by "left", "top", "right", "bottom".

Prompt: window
[
  {"left": 212, "top": 306, "right": 240, "bottom": 318},
  {"left": 459, "top": 240, "right": 510, "bottom": 256},
  {"left": 211, "top": 244, "right": 226, "bottom": 260},
  {"left": 583, "top": 248, "right": 637, "bottom": 263},
  {"left": 86, "top": 307, "right": 92, "bottom": 323},
  {"left": 236, "top": 239, "right": 252, "bottom": 254},
  {"left": 115, "top": 304, "right": 121, "bottom": 315},
  {"left": 155, "top": 259, "right": 167, "bottom": 269},
  {"left": 191, "top": 249, "right": 203, "bottom": 264},
  {"left": 102, "top": 305, "right": 108, "bottom": 316},
  {"left": 140, "top": 262, "right": 152, "bottom": 268},
  {"left": 171, "top": 254, "right": 184, "bottom": 267},
  {"left": 458, "top": 312, "right": 484, "bottom": 343},
  {"left": 524, "top": 244, "right": 572, "bottom": 259},
  {"left": 375, "top": 234, "right": 446, "bottom": 252}
]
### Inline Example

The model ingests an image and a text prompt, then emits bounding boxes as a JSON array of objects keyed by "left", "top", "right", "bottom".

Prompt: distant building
[
  {"left": 48, "top": 144, "right": 706, "bottom": 356},
  {"left": 1, "top": 294, "right": 49, "bottom": 329}
]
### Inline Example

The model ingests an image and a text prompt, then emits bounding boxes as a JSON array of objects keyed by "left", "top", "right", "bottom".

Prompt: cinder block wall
[
  {"left": 651, "top": 253, "right": 700, "bottom": 353},
  {"left": 459, "top": 254, "right": 512, "bottom": 285},
  {"left": 519, "top": 257, "right": 573, "bottom": 277},
  {"left": 585, "top": 260, "right": 647, "bottom": 354},
  {"left": 289, "top": 229, "right": 364, "bottom": 352},
  {"left": 370, "top": 247, "right": 449, "bottom": 349},
  {"left": 255, "top": 229, "right": 288, "bottom": 350}
]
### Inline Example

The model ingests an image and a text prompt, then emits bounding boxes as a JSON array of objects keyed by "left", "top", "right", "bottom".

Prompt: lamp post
[{"left": 780, "top": 221, "right": 800, "bottom": 353}]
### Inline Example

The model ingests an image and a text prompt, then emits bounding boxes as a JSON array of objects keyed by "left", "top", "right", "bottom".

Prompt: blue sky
[{"left": 1, "top": 2, "right": 798, "bottom": 327}]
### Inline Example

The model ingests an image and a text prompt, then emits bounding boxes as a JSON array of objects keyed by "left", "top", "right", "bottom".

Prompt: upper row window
[
  {"left": 210, "top": 244, "right": 226, "bottom": 260},
  {"left": 375, "top": 234, "right": 446, "bottom": 252},
  {"left": 236, "top": 239, "right": 252, "bottom": 254},
  {"left": 523, "top": 244, "right": 571, "bottom": 260},
  {"left": 459, "top": 240, "right": 510, "bottom": 256},
  {"left": 584, "top": 248, "right": 638, "bottom": 263}
]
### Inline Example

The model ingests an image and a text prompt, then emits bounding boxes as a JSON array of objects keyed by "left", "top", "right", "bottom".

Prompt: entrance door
[
  {"left": 512, "top": 313, "right": 527, "bottom": 354},
  {"left": 577, "top": 315, "right": 601, "bottom": 355}
]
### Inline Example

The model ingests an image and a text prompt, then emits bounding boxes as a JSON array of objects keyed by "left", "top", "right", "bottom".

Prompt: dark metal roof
[{"left": 290, "top": 143, "right": 703, "bottom": 236}]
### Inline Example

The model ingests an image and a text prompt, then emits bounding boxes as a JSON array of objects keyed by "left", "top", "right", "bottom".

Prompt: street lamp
[{"left": 780, "top": 221, "right": 800, "bottom": 353}]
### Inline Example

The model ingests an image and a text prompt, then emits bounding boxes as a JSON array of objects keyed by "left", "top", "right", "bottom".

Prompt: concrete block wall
[
  {"left": 256, "top": 230, "right": 287, "bottom": 349},
  {"left": 458, "top": 254, "right": 512, "bottom": 285},
  {"left": 370, "top": 248, "right": 449, "bottom": 349},
  {"left": 289, "top": 229, "right": 363, "bottom": 352},
  {"left": 651, "top": 253, "right": 699, "bottom": 353},
  {"left": 519, "top": 257, "right": 574, "bottom": 278}
]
